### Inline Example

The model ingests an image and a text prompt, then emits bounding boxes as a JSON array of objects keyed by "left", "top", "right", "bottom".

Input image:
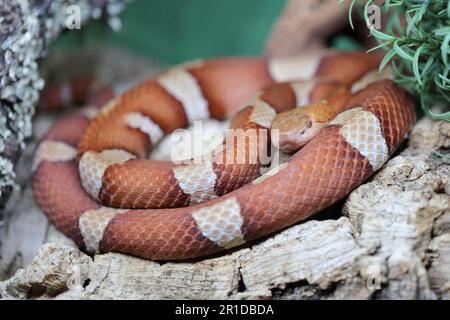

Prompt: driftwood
[
  {"left": 265, "top": 0, "right": 350, "bottom": 57},
  {"left": 0, "top": 0, "right": 127, "bottom": 210},
  {"left": 265, "top": 0, "right": 389, "bottom": 57},
  {"left": 0, "top": 116, "right": 448, "bottom": 300}
]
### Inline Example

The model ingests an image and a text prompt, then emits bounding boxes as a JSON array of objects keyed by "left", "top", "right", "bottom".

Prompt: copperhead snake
[{"left": 32, "top": 50, "right": 416, "bottom": 260}]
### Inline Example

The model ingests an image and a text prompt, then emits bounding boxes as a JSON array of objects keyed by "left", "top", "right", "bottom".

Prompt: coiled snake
[{"left": 32, "top": 50, "right": 416, "bottom": 260}]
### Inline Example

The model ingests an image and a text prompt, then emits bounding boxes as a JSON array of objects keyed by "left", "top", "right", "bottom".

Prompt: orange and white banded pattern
[{"left": 32, "top": 51, "right": 416, "bottom": 260}]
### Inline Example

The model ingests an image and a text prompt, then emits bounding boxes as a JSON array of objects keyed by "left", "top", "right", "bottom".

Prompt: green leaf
[
  {"left": 433, "top": 151, "right": 450, "bottom": 163},
  {"left": 406, "top": 3, "right": 427, "bottom": 35},
  {"left": 344, "top": 0, "right": 450, "bottom": 122},
  {"left": 448, "top": 0, "right": 450, "bottom": 19},
  {"left": 433, "top": 26, "right": 450, "bottom": 37},
  {"left": 347, "top": 0, "right": 357, "bottom": 30},
  {"left": 412, "top": 45, "right": 423, "bottom": 87},
  {"left": 420, "top": 95, "right": 450, "bottom": 122},
  {"left": 438, "top": 74, "right": 450, "bottom": 84},
  {"left": 441, "top": 32, "right": 450, "bottom": 67},
  {"left": 382, "top": 0, "right": 391, "bottom": 12},
  {"left": 437, "top": 71, "right": 450, "bottom": 90},
  {"left": 370, "top": 28, "right": 396, "bottom": 42},
  {"left": 421, "top": 57, "right": 435, "bottom": 79},
  {"left": 367, "top": 42, "right": 389, "bottom": 53},
  {"left": 379, "top": 49, "right": 397, "bottom": 71},
  {"left": 437, "top": 87, "right": 450, "bottom": 101},
  {"left": 393, "top": 41, "right": 414, "bottom": 62}
]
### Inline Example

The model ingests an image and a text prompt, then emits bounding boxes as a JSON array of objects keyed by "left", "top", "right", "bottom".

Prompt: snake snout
[{"left": 271, "top": 112, "right": 322, "bottom": 153}]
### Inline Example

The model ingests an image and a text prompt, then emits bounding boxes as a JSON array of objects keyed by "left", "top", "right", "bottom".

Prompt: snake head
[{"left": 271, "top": 103, "right": 335, "bottom": 153}]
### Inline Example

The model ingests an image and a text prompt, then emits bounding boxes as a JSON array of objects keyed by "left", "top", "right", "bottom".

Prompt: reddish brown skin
[
  {"left": 259, "top": 83, "right": 296, "bottom": 112},
  {"left": 78, "top": 80, "right": 188, "bottom": 158},
  {"left": 75, "top": 54, "right": 382, "bottom": 209},
  {"left": 40, "top": 76, "right": 113, "bottom": 110},
  {"left": 98, "top": 81, "right": 415, "bottom": 260},
  {"left": 33, "top": 80, "right": 416, "bottom": 260},
  {"left": 45, "top": 113, "right": 91, "bottom": 146},
  {"left": 309, "top": 81, "right": 351, "bottom": 112},
  {"left": 350, "top": 82, "right": 416, "bottom": 151},
  {"left": 189, "top": 58, "right": 274, "bottom": 119},
  {"left": 33, "top": 160, "right": 97, "bottom": 248},
  {"left": 316, "top": 51, "right": 384, "bottom": 86},
  {"left": 100, "top": 160, "right": 188, "bottom": 209},
  {"left": 33, "top": 51, "right": 416, "bottom": 260}
]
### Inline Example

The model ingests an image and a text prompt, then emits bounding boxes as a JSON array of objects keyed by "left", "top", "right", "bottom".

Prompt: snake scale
[{"left": 32, "top": 50, "right": 416, "bottom": 260}]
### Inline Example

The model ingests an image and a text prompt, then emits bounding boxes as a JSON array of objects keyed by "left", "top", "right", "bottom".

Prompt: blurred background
[
  {"left": 39, "top": 0, "right": 371, "bottom": 114},
  {"left": 49, "top": 0, "right": 361, "bottom": 65}
]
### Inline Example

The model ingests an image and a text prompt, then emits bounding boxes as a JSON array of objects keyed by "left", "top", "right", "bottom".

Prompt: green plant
[{"left": 344, "top": 0, "right": 450, "bottom": 122}]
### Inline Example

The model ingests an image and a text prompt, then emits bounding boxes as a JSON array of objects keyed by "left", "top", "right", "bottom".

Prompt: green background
[
  {"left": 52, "top": 0, "right": 361, "bottom": 64},
  {"left": 53, "top": 0, "right": 286, "bottom": 64}
]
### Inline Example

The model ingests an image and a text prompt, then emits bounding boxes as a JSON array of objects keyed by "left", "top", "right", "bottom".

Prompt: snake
[{"left": 32, "top": 50, "right": 416, "bottom": 260}]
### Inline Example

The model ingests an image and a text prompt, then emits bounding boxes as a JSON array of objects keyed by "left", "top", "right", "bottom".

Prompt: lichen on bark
[{"left": 0, "top": 0, "right": 127, "bottom": 208}]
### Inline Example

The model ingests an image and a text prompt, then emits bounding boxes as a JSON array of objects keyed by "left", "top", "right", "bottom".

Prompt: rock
[
  {"left": 1, "top": 115, "right": 449, "bottom": 300},
  {"left": 239, "top": 218, "right": 369, "bottom": 297},
  {"left": 0, "top": 243, "right": 90, "bottom": 299},
  {"left": 0, "top": 0, "right": 128, "bottom": 209},
  {"left": 85, "top": 251, "right": 242, "bottom": 300},
  {"left": 427, "top": 234, "right": 450, "bottom": 299}
]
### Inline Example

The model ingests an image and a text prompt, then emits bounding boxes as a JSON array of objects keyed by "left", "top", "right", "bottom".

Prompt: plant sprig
[{"left": 343, "top": 0, "right": 450, "bottom": 122}]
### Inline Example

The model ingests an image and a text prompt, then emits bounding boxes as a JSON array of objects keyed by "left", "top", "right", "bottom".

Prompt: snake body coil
[{"left": 33, "top": 50, "right": 416, "bottom": 260}]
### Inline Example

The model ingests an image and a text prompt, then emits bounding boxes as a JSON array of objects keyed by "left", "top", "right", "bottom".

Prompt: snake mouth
[{"left": 277, "top": 129, "right": 309, "bottom": 153}]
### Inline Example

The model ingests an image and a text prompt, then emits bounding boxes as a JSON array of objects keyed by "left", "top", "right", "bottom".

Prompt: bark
[
  {"left": 1, "top": 117, "right": 448, "bottom": 300},
  {"left": 0, "top": 0, "right": 127, "bottom": 209}
]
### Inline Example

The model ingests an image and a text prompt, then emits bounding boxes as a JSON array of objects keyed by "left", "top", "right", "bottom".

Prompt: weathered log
[
  {"left": 1, "top": 117, "right": 448, "bottom": 300},
  {"left": 0, "top": 0, "right": 127, "bottom": 209},
  {"left": 265, "top": 0, "right": 350, "bottom": 57}
]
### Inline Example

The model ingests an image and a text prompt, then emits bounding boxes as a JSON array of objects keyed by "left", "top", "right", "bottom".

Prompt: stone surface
[
  {"left": 0, "top": 117, "right": 448, "bottom": 300},
  {"left": 0, "top": 0, "right": 127, "bottom": 209}
]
